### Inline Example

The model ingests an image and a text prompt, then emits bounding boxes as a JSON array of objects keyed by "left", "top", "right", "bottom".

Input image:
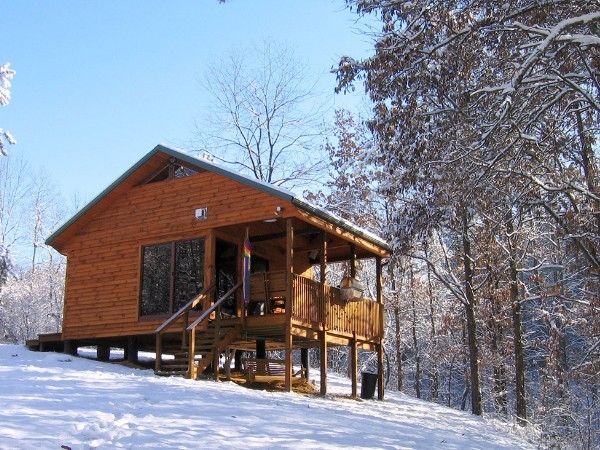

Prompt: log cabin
[{"left": 30, "top": 144, "right": 391, "bottom": 398}]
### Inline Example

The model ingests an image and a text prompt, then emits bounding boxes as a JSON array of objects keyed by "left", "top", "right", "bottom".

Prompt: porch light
[{"left": 340, "top": 277, "right": 365, "bottom": 302}]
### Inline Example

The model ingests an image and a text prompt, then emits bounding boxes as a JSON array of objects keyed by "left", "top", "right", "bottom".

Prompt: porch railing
[{"left": 290, "top": 273, "right": 382, "bottom": 339}]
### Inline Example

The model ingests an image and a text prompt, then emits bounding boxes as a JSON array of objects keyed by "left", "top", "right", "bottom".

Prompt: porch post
[
  {"left": 320, "top": 327, "right": 328, "bottom": 396},
  {"left": 351, "top": 331, "right": 358, "bottom": 398},
  {"left": 284, "top": 218, "right": 294, "bottom": 392},
  {"left": 301, "top": 347, "right": 309, "bottom": 380},
  {"left": 350, "top": 243, "right": 356, "bottom": 278},
  {"left": 127, "top": 336, "right": 138, "bottom": 364},
  {"left": 205, "top": 230, "right": 216, "bottom": 312},
  {"left": 376, "top": 256, "right": 385, "bottom": 400},
  {"left": 320, "top": 231, "right": 328, "bottom": 396}
]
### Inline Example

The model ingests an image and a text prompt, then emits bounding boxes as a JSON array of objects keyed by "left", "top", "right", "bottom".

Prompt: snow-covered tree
[
  {"left": 0, "top": 156, "right": 28, "bottom": 289},
  {"left": 0, "top": 62, "right": 16, "bottom": 156},
  {"left": 335, "top": 0, "right": 600, "bottom": 445},
  {"left": 0, "top": 158, "right": 67, "bottom": 344},
  {"left": 0, "top": 259, "right": 65, "bottom": 343}
]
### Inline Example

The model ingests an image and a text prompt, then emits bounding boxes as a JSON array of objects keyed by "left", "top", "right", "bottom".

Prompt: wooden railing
[
  {"left": 290, "top": 273, "right": 382, "bottom": 339},
  {"left": 186, "top": 282, "right": 242, "bottom": 379},
  {"left": 154, "top": 283, "right": 215, "bottom": 373}
]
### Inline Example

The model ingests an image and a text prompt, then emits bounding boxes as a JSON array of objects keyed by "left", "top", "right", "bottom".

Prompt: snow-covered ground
[{"left": 0, "top": 344, "right": 536, "bottom": 449}]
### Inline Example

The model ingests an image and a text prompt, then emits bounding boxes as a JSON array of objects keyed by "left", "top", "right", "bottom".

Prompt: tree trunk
[
  {"left": 391, "top": 261, "right": 403, "bottom": 392},
  {"left": 506, "top": 212, "right": 527, "bottom": 424},
  {"left": 462, "top": 207, "right": 483, "bottom": 416},
  {"left": 425, "top": 244, "right": 439, "bottom": 402},
  {"left": 411, "top": 295, "right": 421, "bottom": 399},
  {"left": 395, "top": 305, "right": 403, "bottom": 392}
]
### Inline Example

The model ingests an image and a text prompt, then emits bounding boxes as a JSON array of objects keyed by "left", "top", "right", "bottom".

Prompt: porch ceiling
[{"left": 220, "top": 217, "right": 383, "bottom": 262}]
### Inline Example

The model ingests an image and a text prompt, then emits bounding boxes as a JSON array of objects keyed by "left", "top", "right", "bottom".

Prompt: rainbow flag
[{"left": 243, "top": 231, "right": 251, "bottom": 303}]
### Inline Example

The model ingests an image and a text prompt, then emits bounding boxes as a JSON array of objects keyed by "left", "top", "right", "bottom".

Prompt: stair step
[
  {"left": 155, "top": 370, "right": 187, "bottom": 377},
  {"left": 155, "top": 320, "right": 242, "bottom": 378},
  {"left": 162, "top": 359, "right": 188, "bottom": 365}
]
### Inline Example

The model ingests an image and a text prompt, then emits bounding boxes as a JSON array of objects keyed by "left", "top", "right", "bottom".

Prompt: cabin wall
[{"left": 61, "top": 172, "right": 290, "bottom": 340}]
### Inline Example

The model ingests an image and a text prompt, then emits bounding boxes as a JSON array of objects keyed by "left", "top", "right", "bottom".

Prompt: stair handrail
[
  {"left": 187, "top": 281, "right": 242, "bottom": 331},
  {"left": 155, "top": 283, "right": 216, "bottom": 335},
  {"left": 186, "top": 281, "right": 242, "bottom": 380},
  {"left": 155, "top": 283, "right": 215, "bottom": 374}
]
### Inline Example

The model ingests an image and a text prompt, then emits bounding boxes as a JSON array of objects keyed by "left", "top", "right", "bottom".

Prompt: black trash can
[{"left": 361, "top": 372, "right": 378, "bottom": 399}]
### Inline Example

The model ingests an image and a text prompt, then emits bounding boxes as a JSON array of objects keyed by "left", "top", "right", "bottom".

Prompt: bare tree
[
  {"left": 0, "top": 155, "right": 29, "bottom": 286},
  {"left": 194, "top": 40, "right": 326, "bottom": 189}
]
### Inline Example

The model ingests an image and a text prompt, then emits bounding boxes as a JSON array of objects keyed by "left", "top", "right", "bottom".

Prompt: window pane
[
  {"left": 141, "top": 244, "right": 171, "bottom": 315},
  {"left": 174, "top": 239, "right": 205, "bottom": 311}
]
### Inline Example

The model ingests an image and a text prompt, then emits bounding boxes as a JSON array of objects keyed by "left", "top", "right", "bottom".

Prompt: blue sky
[{"left": 2, "top": 1, "right": 373, "bottom": 202}]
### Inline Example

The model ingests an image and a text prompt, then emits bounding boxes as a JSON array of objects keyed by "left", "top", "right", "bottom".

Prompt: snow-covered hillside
[{"left": 0, "top": 345, "right": 535, "bottom": 449}]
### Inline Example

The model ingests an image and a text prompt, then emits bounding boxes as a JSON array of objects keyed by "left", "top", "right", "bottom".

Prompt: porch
[
  {"left": 245, "top": 271, "right": 382, "bottom": 345},
  {"left": 155, "top": 267, "right": 384, "bottom": 398}
]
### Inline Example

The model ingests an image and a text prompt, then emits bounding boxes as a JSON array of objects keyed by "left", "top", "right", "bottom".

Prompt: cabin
[{"left": 30, "top": 144, "right": 391, "bottom": 399}]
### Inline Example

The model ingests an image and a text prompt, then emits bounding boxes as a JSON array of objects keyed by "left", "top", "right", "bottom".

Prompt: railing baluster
[{"left": 289, "top": 273, "right": 381, "bottom": 340}]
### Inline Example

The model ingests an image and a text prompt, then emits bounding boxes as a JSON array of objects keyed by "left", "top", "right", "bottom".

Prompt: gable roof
[{"left": 46, "top": 144, "right": 391, "bottom": 255}]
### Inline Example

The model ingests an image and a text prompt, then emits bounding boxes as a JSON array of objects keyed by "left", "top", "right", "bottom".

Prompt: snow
[{"left": 0, "top": 345, "right": 535, "bottom": 449}]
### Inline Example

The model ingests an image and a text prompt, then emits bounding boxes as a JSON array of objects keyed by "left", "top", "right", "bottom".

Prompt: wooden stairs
[
  {"left": 155, "top": 320, "right": 242, "bottom": 378},
  {"left": 154, "top": 282, "right": 243, "bottom": 379}
]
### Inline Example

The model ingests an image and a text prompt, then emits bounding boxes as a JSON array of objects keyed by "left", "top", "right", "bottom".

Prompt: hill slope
[{"left": 0, "top": 345, "right": 535, "bottom": 449}]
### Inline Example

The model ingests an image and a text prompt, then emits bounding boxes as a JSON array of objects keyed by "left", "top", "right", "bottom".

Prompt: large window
[{"left": 140, "top": 238, "right": 205, "bottom": 316}]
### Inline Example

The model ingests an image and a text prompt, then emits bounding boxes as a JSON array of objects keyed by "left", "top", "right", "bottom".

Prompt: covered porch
[{"left": 157, "top": 215, "right": 388, "bottom": 399}]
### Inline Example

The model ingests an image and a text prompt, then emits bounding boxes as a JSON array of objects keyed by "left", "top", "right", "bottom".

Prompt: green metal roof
[{"left": 46, "top": 144, "right": 391, "bottom": 254}]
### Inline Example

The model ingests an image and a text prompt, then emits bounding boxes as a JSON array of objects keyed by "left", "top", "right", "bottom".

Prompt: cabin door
[{"left": 216, "top": 239, "right": 238, "bottom": 316}]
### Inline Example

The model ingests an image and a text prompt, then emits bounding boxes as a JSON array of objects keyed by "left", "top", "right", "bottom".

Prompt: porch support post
[
  {"left": 284, "top": 218, "right": 294, "bottom": 392},
  {"left": 97, "top": 344, "right": 110, "bottom": 361},
  {"left": 127, "top": 336, "right": 138, "bottom": 364},
  {"left": 301, "top": 347, "right": 309, "bottom": 380},
  {"left": 63, "top": 340, "right": 78, "bottom": 356},
  {"left": 376, "top": 256, "right": 385, "bottom": 400},
  {"left": 350, "top": 243, "right": 356, "bottom": 278},
  {"left": 351, "top": 332, "right": 358, "bottom": 398},
  {"left": 320, "top": 327, "right": 328, "bottom": 396},
  {"left": 320, "top": 231, "right": 328, "bottom": 396},
  {"left": 205, "top": 230, "right": 216, "bottom": 312},
  {"left": 256, "top": 340, "right": 266, "bottom": 359}
]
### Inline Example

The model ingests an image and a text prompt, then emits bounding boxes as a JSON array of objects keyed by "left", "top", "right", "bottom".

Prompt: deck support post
[
  {"left": 256, "top": 340, "right": 266, "bottom": 359},
  {"left": 63, "top": 340, "right": 78, "bottom": 356},
  {"left": 127, "top": 336, "right": 138, "bottom": 364},
  {"left": 235, "top": 350, "right": 243, "bottom": 371},
  {"left": 97, "top": 344, "right": 110, "bottom": 361},
  {"left": 319, "top": 230, "right": 328, "bottom": 396},
  {"left": 284, "top": 218, "right": 294, "bottom": 392},
  {"left": 320, "top": 327, "right": 328, "bottom": 395},
  {"left": 376, "top": 256, "right": 385, "bottom": 401},
  {"left": 284, "top": 330, "right": 293, "bottom": 392},
  {"left": 301, "top": 348, "right": 309, "bottom": 380},
  {"left": 351, "top": 332, "right": 358, "bottom": 398}
]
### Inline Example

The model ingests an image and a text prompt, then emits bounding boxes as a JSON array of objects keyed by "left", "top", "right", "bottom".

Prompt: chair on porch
[{"left": 265, "top": 271, "right": 286, "bottom": 313}]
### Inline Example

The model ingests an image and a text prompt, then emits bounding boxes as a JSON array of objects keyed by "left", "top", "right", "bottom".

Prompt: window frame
[{"left": 139, "top": 237, "right": 206, "bottom": 319}]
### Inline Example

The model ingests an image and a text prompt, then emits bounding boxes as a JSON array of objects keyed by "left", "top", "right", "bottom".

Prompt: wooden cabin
[{"left": 34, "top": 145, "right": 391, "bottom": 398}]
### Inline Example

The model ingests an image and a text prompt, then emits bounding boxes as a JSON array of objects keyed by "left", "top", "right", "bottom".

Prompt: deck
[{"left": 243, "top": 271, "right": 382, "bottom": 349}]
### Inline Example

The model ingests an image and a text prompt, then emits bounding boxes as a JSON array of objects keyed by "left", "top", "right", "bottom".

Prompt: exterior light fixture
[
  {"left": 195, "top": 207, "right": 208, "bottom": 220},
  {"left": 340, "top": 277, "right": 365, "bottom": 302}
]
